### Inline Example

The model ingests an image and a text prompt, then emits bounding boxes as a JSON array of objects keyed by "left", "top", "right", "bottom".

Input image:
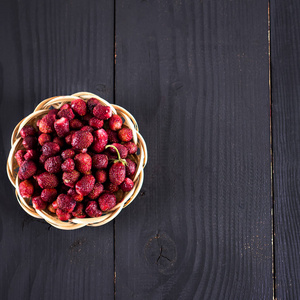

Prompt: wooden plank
[
  {"left": 271, "top": 1, "right": 300, "bottom": 299},
  {"left": 114, "top": 0, "right": 272, "bottom": 299},
  {"left": 0, "top": 1, "right": 114, "bottom": 299}
]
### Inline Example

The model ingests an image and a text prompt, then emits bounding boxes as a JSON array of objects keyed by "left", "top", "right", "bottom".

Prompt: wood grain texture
[
  {"left": 271, "top": 1, "right": 300, "bottom": 299},
  {"left": 0, "top": 0, "right": 114, "bottom": 299},
  {"left": 114, "top": 0, "right": 272, "bottom": 299}
]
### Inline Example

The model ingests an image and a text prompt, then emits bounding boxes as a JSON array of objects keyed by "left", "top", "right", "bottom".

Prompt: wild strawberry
[
  {"left": 71, "top": 98, "right": 87, "bottom": 116},
  {"left": 57, "top": 104, "right": 75, "bottom": 120},
  {"left": 18, "top": 160, "right": 37, "bottom": 180},
  {"left": 65, "top": 131, "right": 74, "bottom": 145},
  {"left": 48, "top": 108, "right": 59, "bottom": 117},
  {"left": 89, "top": 117, "right": 104, "bottom": 129},
  {"left": 125, "top": 158, "right": 136, "bottom": 177},
  {"left": 72, "top": 203, "right": 86, "bottom": 218},
  {"left": 19, "top": 180, "right": 34, "bottom": 198},
  {"left": 32, "top": 196, "right": 47, "bottom": 210},
  {"left": 87, "top": 98, "right": 99, "bottom": 112},
  {"left": 118, "top": 127, "right": 133, "bottom": 142},
  {"left": 124, "top": 142, "right": 138, "bottom": 154},
  {"left": 106, "top": 145, "right": 126, "bottom": 185},
  {"left": 44, "top": 156, "right": 62, "bottom": 173},
  {"left": 24, "top": 150, "right": 38, "bottom": 161},
  {"left": 98, "top": 193, "right": 116, "bottom": 211},
  {"left": 106, "top": 129, "right": 120, "bottom": 143},
  {"left": 42, "top": 142, "right": 60, "bottom": 157},
  {"left": 70, "top": 119, "right": 84, "bottom": 129},
  {"left": 88, "top": 182, "right": 104, "bottom": 199},
  {"left": 36, "top": 172, "right": 59, "bottom": 189},
  {"left": 61, "top": 149, "right": 75, "bottom": 160},
  {"left": 109, "top": 143, "right": 128, "bottom": 159},
  {"left": 93, "top": 104, "right": 112, "bottom": 120},
  {"left": 38, "top": 133, "right": 51, "bottom": 146},
  {"left": 95, "top": 169, "right": 107, "bottom": 183},
  {"left": 106, "top": 182, "right": 119, "bottom": 193},
  {"left": 109, "top": 114, "right": 123, "bottom": 131},
  {"left": 56, "top": 194, "right": 76, "bottom": 213},
  {"left": 62, "top": 170, "right": 80, "bottom": 187},
  {"left": 54, "top": 117, "right": 70, "bottom": 137},
  {"left": 61, "top": 158, "right": 75, "bottom": 172},
  {"left": 71, "top": 131, "right": 93, "bottom": 150},
  {"left": 92, "top": 154, "right": 108, "bottom": 169},
  {"left": 80, "top": 125, "right": 94, "bottom": 133},
  {"left": 85, "top": 201, "right": 102, "bottom": 217},
  {"left": 15, "top": 150, "right": 26, "bottom": 166},
  {"left": 22, "top": 136, "right": 37, "bottom": 150},
  {"left": 38, "top": 114, "right": 55, "bottom": 133},
  {"left": 74, "top": 153, "right": 92, "bottom": 174},
  {"left": 120, "top": 178, "right": 134, "bottom": 192},
  {"left": 56, "top": 208, "right": 71, "bottom": 221},
  {"left": 41, "top": 188, "right": 57, "bottom": 202},
  {"left": 75, "top": 175, "right": 95, "bottom": 196},
  {"left": 20, "top": 125, "right": 36, "bottom": 138},
  {"left": 67, "top": 188, "right": 84, "bottom": 202},
  {"left": 91, "top": 129, "right": 108, "bottom": 153},
  {"left": 53, "top": 137, "right": 65, "bottom": 148}
]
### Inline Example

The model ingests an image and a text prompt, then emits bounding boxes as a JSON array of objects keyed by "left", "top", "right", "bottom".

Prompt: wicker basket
[{"left": 6, "top": 92, "right": 147, "bottom": 230}]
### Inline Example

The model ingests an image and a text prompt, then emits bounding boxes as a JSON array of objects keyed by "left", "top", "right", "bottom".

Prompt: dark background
[{"left": 0, "top": 0, "right": 298, "bottom": 299}]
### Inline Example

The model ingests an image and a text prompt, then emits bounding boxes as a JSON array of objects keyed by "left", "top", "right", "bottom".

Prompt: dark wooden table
[{"left": 0, "top": 1, "right": 299, "bottom": 299}]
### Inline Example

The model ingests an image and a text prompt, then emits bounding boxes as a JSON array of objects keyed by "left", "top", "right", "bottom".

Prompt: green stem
[{"left": 105, "top": 145, "right": 127, "bottom": 166}]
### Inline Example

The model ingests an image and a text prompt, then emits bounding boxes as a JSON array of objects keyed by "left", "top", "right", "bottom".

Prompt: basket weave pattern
[{"left": 7, "top": 92, "right": 147, "bottom": 230}]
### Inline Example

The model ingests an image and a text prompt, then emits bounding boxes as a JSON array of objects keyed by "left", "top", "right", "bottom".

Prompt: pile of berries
[{"left": 15, "top": 98, "right": 138, "bottom": 221}]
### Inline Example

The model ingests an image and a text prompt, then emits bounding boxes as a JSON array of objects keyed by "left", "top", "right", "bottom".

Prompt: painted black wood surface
[
  {"left": 271, "top": 1, "right": 300, "bottom": 299},
  {"left": 115, "top": 0, "right": 272, "bottom": 299}
]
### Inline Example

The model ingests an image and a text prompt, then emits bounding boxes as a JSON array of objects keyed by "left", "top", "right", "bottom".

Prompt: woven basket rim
[{"left": 7, "top": 92, "right": 147, "bottom": 230}]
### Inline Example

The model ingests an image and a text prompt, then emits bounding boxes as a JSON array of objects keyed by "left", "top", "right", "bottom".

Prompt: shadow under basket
[{"left": 6, "top": 92, "right": 148, "bottom": 230}]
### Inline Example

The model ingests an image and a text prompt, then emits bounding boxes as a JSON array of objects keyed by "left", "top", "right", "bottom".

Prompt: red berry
[
  {"left": 62, "top": 170, "right": 80, "bottom": 188},
  {"left": 106, "top": 129, "right": 120, "bottom": 143},
  {"left": 56, "top": 194, "right": 76, "bottom": 213},
  {"left": 82, "top": 114, "right": 93, "bottom": 123},
  {"left": 92, "top": 154, "right": 108, "bottom": 169},
  {"left": 109, "top": 143, "right": 128, "bottom": 159},
  {"left": 56, "top": 208, "right": 71, "bottom": 221},
  {"left": 71, "top": 131, "right": 93, "bottom": 150},
  {"left": 58, "top": 104, "right": 75, "bottom": 120},
  {"left": 42, "top": 142, "right": 60, "bottom": 158},
  {"left": 125, "top": 158, "right": 136, "bottom": 177},
  {"left": 54, "top": 117, "right": 70, "bottom": 137},
  {"left": 98, "top": 193, "right": 117, "bottom": 211},
  {"left": 61, "top": 149, "right": 75, "bottom": 160},
  {"left": 72, "top": 203, "right": 86, "bottom": 218},
  {"left": 118, "top": 127, "right": 133, "bottom": 142},
  {"left": 120, "top": 178, "right": 134, "bottom": 192},
  {"left": 109, "top": 114, "right": 123, "bottom": 131},
  {"left": 80, "top": 125, "right": 94, "bottom": 133},
  {"left": 44, "top": 156, "right": 62, "bottom": 174},
  {"left": 124, "top": 142, "right": 138, "bottom": 154},
  {"left": 109, "top": 162, "right": 126, "bottom": 185},
  {"left": 106, "top": 182, "right": 119, "bottom": 193},
  {"left": 71, "top": 98, "right": 87, "bottom": 116},
  {"left": 15, "top": 150, "right": 26, "bottom": 167},
  {"left": 61, "top": 158, "right": 75, "bottom": 172},
  {"left": 39, "top": 154, "right": 48, "bottom": 165},
  {"left": 20, "top": 125, "right": 36, "bottom": 138},
  {"left": 38, "top": 114, "right": 55, "bottom": 133},
  {"left": 70, "top": 119, "right": 84, "bottom": 129},
  {"left": 93, "top": 104, "right": 112, "bottom": 120},
  {"left": 38, "top": 133, "right": 51, "bottom": 146},
  {"left": 18, "top": 160, "right": 37, "bottom": 180},
  {"left": 53, "top": 137, "right": 65, "bottom": 148},
  {"left": 32, "top": 196, "right": 47, "bottom": 210},
  {"left": 74, "top": 153, "right": 92, "bottom": 174},
  {"left": 95, "top": 169, "right": 107, "bottom": 183},
  {"left": 19, "top": 180, "right": 34, "bottom": 198},
  {"left": 67, "top": 188, "right": 84, "bottom": 202},
  {"left": 41, "top": 188, "right": 57, "bottom": 202},
  {"left": 85, "top": 201, "right": 102, "bottom": 217},
  {"left": 24, "top": 150, "right": 38, "bottom": 161},
  {"left": 91, "top": 129, "right": 108, "bottom": 153},
  {"left": 87, "top": 98, "right": 99, "bottom": 112},
  {"left": 36, "top": 172, "right": 59, "bottom": 189},
  {"left": 75, "top": 175, "right": 95, "bottom": 196},
  {"left": 88, "top": 182, "right": 104, "bottom": 199},
  {"left": 65, "top": 131, "right": 74, "bottom": 145},
  {"left": 22, "top": 136, "right": 37, "bottom": 150},
  {"left": 89, "top": 117, "right": 104, "bottom": 129}
]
